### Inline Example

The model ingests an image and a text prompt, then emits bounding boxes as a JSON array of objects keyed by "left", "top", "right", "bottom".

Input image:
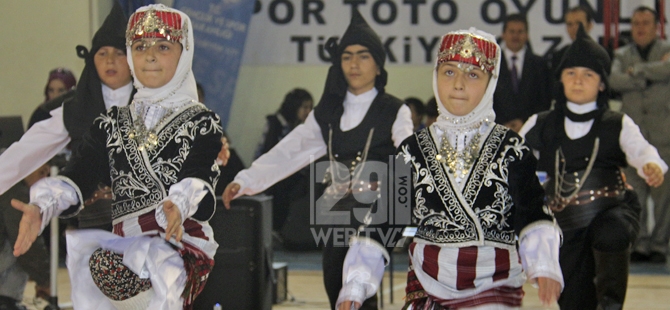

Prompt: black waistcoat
[
  {"left": 63, "top": 88, "right": 137, "bottom": 152},
  {"left": 525, "top": 109, "right": 627, "bottom": 176},
  {"left": 314, "top": 92, "right": 404, "bottom": 164}
]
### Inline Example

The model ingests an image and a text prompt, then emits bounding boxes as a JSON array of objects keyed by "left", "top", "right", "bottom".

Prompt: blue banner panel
[{"left": 173, "top": 0, "right": 255, "bottom": 128}]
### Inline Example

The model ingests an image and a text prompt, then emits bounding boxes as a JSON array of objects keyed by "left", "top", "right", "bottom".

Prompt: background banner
[
  {"left": 242, "top": 0, "right": 664, "bottom": 65},
  {"left": 173, "top": 0, "right": 256, "bottom": 128}
]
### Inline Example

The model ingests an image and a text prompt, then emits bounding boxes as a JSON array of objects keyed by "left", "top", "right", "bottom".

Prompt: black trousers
[
  {"left": 557, "top": 194, "right": 639, "bottom": 310},
  {"left": 319, "top": 193, "right": 386, "bottom": 310}
]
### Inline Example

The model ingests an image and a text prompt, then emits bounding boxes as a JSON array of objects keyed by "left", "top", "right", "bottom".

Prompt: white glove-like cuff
[
  {"left": 335, "top": 237, "right": 388, "bottom": 309},
  {"left": 29, "top": 176, "right": 81, "bottom": 233},
  {"left": 519, "top": 220, "right": 564, "bottom": 290},
  {"left": 155, "top": 178, "right": 208, "bottom": 228}
]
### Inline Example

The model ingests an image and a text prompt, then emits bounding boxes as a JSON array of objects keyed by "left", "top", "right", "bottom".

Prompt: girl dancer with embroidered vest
[
  {"left": 400, "top": 27, "right": 565, "bottom": 310},
  {"left": 520, "top": 24, "right": 666, "bottom": 310},
  {"left": 10, "top": 5, "right": 223, "bottom": 309},
  {"left": 340, "top": 28, "right": 564, "bottom": 310}
]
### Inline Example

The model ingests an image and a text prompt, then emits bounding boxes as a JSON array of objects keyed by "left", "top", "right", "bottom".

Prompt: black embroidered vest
[
  {"left": 101, "top": 104, "right": 221, "bottom": 223},
  {"left": 399, "top": 125, "right": 545, "bottom": 249}
]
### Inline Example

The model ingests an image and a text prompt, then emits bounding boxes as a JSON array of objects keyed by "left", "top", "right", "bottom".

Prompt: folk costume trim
[
  {"left": 404, "top": 125, "right": 525, "bottom": 249},
  {"left": 437, "top": 32, "right": 498, "bottom": 76},
  {"left": 126, "top": 7, "right": 189, "bottom": 50},
  {"left": 101, "top": 103, "right": 222, "bottom": 224}
]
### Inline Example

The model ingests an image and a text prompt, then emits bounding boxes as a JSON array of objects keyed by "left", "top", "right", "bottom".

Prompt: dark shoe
[
  {"left": 648, "top": 252, "right": 667, "bottom": 264},
  {"left": 0, "top": 296, "right": 27, "bottom": 310},
  {"left": 630, "top": 251, "right": 650, "bottom": 262}
]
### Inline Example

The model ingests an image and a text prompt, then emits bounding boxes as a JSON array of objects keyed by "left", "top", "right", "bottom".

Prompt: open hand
[
  {"left": 537, "top": 277, "right": 561, "bottom": 307},
  {"left": 222, "top": 182, "right": 240, "bottom": 209},
  {"left": 11, "top": 199, "right": 42, "bottom": 257},
  {"left": 216, "top": 137, "right": 231, "bottom": 166},
  {"left": 163, "top": 200, "right": 183, "bottom": 242},
  {"left": 643, "top": 163, "right": 664, "bottom": 188}
]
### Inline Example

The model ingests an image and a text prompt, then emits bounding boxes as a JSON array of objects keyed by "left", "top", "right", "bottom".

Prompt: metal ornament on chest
[
  {"left": 128, "top": 121, "right": 159, "bottom": 151},
  {"left": 129, "top": 101, "right": 189, "bottom": 151},
  {"left": 548, "top": 138, "right": 600, "bottom": 211},
  {"left": 435, "top": 131, "right": 481, "bottom": 182}
]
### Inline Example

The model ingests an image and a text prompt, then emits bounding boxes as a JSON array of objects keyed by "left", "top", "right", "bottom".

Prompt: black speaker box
[{"left": 193, "top": 195, "right": 273, "bottom": 310}]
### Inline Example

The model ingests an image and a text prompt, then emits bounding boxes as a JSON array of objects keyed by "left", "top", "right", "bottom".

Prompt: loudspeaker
[
  {"left": 272, "top": 262, "right": 288, "bottom": 304},
  {"left": 193, "top": 195, "right": 273, "bottom": 310}
]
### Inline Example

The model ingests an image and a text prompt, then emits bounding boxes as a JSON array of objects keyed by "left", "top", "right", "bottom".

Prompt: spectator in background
[
  {"left": 425, "top": 97, "right": 438, "bottom": 127},
  {"left": 253, "top": 88, "right": 313, "bottom": 231},
  {"left": 44, "top": 68, "right": 77, "bottom": 102},
  {"left": 255, "top": 88, "right": 314, "bottom": 158},
  {"left": 546, "top": 6, "right": 594, "bottom": 74},
  {"left": 404, "top": 97, "right": 426, "bottom": 131},
  {"left": 610, "top": 6, "right": 670, "bottom": 264},
  {"left": 29, "top": 68, "right": 78, "bottom": 127},
  {"left": 494, "top": 13, "right": 552, "bottom": 132}
]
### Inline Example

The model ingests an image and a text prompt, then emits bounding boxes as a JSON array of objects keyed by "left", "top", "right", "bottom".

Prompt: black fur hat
[
  {"left": 555, "top": 23, "right": 611, "bottom": 89},
  {"left": 322, "top": 9, "right": 388, "bottom": 97}
]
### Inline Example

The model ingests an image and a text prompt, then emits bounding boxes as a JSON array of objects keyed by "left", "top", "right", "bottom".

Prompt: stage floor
[{"left": 20, "top": 250, "right": 670, "bottom": 309}]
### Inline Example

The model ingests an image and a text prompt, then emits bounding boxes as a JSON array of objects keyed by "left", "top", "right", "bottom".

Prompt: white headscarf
[
  {"left": 126, "top": 4, "right": 198, "bottom": 109},
  {"left": 432, "top": 28, "right": 501, "bottom": 131}
]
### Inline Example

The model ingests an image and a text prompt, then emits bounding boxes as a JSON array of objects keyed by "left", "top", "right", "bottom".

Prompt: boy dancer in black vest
[
  {"left": 223, "top": 10, "right": 413, "bottom": 310},
  {"left": 521, "top": 24, "right": 666, "bottom": 309}
]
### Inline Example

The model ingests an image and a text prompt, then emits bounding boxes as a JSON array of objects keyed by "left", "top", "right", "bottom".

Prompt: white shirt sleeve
[
  {"left": 518, "top": 220, "right": 564, "bottom": 290},
  {"left": 155, "top": 178, "right": 210, "bottom": 228},
  {"left": 233, "top": 111, "right": 327, "bottom": 197},
  {"left": 336, "top": 237, "right": 389, "bottom": 309},
  {"left": 518, "top": 114, "right": 538, "bottom": 138},
  {"left": 620, "top": 114, "right": 669, "bottom": 178},
  {"left": 234, "top": 101, "right": 412, "bottom": 197},
  {"left": 392, "top": 105, "right": 414, "bottom": 148},
  {"left": 0, "top": 107, "right": 71, "bottom": 195},
  {"left": 29, "top": 176, "right": 81, "bottom": 233},
  {"left": 518, "top": 114, "right": 540, "bottom": 159}
]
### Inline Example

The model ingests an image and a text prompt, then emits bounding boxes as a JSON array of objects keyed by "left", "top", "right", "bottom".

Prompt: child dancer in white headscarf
[
  {"left": 11, "top": 4, "right": 223, "bottom": 309},
  {"left": 336, "top": 28, "right": 564, "bottom": 310}
]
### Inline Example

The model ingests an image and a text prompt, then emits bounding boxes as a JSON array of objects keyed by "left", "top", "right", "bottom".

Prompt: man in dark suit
[
  {"left": 546, "top": 6, "right": 594, "bottom": 74},
  {"left": 494, "top": 13, "right": 551, "bottom": 132}
]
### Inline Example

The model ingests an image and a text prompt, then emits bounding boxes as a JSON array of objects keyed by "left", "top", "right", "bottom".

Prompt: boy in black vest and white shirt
[{"left": 520, "top": 24, "right": 666, "bottom": 309}]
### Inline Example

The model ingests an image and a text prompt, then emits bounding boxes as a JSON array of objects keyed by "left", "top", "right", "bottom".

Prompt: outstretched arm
[
  {"left": 0, "top": 108, "right": 70, "bottom": 195},
  {"left": 10, "top": 199, "right": 42, "bottom": 257},
  {"left": 230, "top": 111, "right": 327, "bottom": 198}
]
